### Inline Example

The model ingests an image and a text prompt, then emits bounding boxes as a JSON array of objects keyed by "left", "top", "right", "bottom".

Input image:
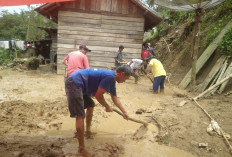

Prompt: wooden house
[{"left": 35, "top": 0, "right": 162, "bottom": 74}]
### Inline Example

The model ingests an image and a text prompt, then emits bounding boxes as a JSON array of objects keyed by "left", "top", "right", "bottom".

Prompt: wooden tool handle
[{"left": 112, "top": 108, "right": 148, "bottom": 126}]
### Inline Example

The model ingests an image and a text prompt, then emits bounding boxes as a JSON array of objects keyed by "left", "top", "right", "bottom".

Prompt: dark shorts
[
  {"left": 153, "top": 75, "right": 166, "bottom": 91},
  {"left": 65, "top": 77, "right": 95, "bottom": 118}
]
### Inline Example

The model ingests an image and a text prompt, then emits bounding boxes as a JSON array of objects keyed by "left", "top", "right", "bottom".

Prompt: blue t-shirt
[{"left": 71, "top": 69, "right": 116, "bottom": 96}]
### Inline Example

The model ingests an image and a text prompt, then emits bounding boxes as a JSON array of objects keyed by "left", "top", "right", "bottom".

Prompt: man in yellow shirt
[{"left": 146, "top": 56, "right": 166, "bottom": 94}]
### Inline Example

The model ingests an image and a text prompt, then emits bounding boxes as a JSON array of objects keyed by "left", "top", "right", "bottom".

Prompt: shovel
[{"left": 112, "top": 108, "right": 149, "bottom": 139}]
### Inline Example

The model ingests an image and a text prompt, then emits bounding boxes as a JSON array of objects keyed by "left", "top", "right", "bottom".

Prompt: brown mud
[{"left": 0, "top": 65, "right": 231, "bottom": 157}]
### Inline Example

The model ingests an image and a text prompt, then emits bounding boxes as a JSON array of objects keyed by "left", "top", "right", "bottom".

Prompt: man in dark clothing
[
  {"left": 114, "top": 45, "right": 126, "bottom": 67},
  {"left": 147, "top": 43, "right": 155, "bottom": 56}
]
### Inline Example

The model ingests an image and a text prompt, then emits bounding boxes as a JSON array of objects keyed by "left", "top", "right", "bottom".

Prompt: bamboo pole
[
  {"left": 193, "top": 74, "right": 232, "bottom": 100},
  {"left": 193, "top": 99, "right": 232, "bottom": 154}
]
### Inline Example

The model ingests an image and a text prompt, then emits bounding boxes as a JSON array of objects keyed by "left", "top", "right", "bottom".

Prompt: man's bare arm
[
  {"left": 111, "top": 94, "right": 129, "bottom": 120},
  {"left": 95, "top": 87, "right": 112, "bottom": 112}
]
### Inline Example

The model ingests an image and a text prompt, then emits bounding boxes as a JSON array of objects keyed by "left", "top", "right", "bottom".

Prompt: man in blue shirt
[{"left": 65, "top": 64, "right": 132, "bottom": 157}]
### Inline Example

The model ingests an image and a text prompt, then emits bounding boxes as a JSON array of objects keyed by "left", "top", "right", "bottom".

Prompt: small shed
[{"left": 35, "top": 0, "right": 162, "bottom": 74}]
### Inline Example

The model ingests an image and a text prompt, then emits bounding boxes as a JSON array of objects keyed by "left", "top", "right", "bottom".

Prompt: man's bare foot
[{"left": 78, "top": 148, "right": 91, "bottom": 157}]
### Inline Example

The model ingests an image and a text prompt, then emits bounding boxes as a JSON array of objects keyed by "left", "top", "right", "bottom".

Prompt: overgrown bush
[
  {"left": 201, "top": 0, "right": 232, "bottom": 48},
  {"left": 0, "top": 48, "right": 25, "bottom": 66},
  {"left": 219, "top": 27, "right": 232, "bottom": 57},
  {"left": 0, "top": 49, "right": 15, "bottom": 66}
]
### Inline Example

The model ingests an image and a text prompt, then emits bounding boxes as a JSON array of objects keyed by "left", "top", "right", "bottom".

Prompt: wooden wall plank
[
  {"left": 58, "top": 25, "right": 144, "bottom": 35},
  {"left": 59, "top": 10, "right": 143, "bottom": 22},
  {"left": 59, "top": 10, "right": 102, "bottom": 19},
  {"left": 100, "top": 0, "right": 107, "bottom": 11},
  {"left": 101, "top": 24, "right": 143, "bottom": 31},
  {"left": 58, "top": 39, "right": 142, "bottom": 49},
  {"left": 102, "top": 14, "right": 144, "bottom": 22},
  {"left": 105, "top": 0, "right": 112, "bottom": 12},
  {"left": 58, "top": 34, "right": 142, "bottom": 43},
  {"left": 57, "top": 49, "right": 141, "bottom": 57},
  {"left": 85, "top": 0, "right": 91, "bottom": 11},
  {"left": 58, "top": 21, "right": 101, "bottom": 28},
  {"left": 111, "top": 0, "right": 118, "bottom": 13},
  {"left": 90, "top": 0, "right": 97, "bottom": 11},
  {"left": 79, "top": 0, "right": 85, "bottom": 10},
  {"left": 122, "top": 0, "right": 128, "bottom": 14},
  {"left": 59, "top": 16, "right": 102, "bottom": 24},
  {"left": 64, "top": 1, "right": 75, "bottom": 8},
  {"left": 57, "top": 44, "right": 141, "bottom": 54},
  {"left": 117, "top": 0, "right": 123, "bottom": 14},
  {"left": 58, "top": 25, "right": 143, "bottom": 35},
  {"left": 96, "top": 0, "right": 101, "bottom": 11},
  {"left": 101, "top": 19, "right": 143, "bottom": 27},
  {"left": 58, "top": 30, "right": 143, "bottom": 40},
  {"left": 75, "top": 0, "right": 81, "bottom": 9}
]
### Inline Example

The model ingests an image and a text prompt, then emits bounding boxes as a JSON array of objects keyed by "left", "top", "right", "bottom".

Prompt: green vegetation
[
  {"left": 0, "top": 5, "right": 56, "bottom": 41},
  {"left": 144, "top": 0, "right": 232, "bottom": 57},
  {"left": 0, "top": 48, "right": 24, "bottom": 66},
  {"left": 201, "top": 0, "right": 232, "bottom": 49},
  {"left": 219, "top": 28, "right": 232, "bottom": 57},
  {"left": 0, "top": 49, "right": 15, "bottom": 66}
]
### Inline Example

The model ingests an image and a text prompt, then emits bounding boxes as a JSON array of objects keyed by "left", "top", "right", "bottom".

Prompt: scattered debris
[
  {"left": 24, "top": 57, "right": 41, "bottom": 70},
  {"left": 135, "top": 108, "right": 146, "bottom": 114},
  {"left": 207, "top": 120, "right": 221, "bottom": 136},
  {"left": 198, "top": 143, "right": 208, "bottom": 148},
  {"left": 179, "top": 100, "right": 187, "bottom": 107}
]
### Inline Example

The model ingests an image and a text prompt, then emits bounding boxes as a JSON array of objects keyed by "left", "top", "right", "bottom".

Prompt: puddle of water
[{"left": 46, "top": 113, "right": 195, "bottom": 157}]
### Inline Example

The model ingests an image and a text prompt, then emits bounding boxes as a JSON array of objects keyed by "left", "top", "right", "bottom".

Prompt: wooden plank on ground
[
  {"left": 218, "top": 62, "right": 232, "bottom": 94},
  {"left": 179, "top": 20, "right": 232, "bottom": 89},
  {"left": 197, "top": 56, "right": 226, "bottom": 92}
]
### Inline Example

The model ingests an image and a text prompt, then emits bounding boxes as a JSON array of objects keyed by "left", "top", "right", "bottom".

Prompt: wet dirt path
[{"left": 0, "top": 68, "right": 196, "bottom": 156}]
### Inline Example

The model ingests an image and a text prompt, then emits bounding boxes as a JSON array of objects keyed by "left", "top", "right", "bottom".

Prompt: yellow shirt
[{"left": 149, "top": 59, "right": 166, "bottom": 77}]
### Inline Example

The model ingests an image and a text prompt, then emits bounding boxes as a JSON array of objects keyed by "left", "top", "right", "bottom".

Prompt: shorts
[
  {"left": 65, "top": 77, "right": 95, "bottom": 118},
  {"left": 153, "top": 75, "right": 166, "bottom": 92}
]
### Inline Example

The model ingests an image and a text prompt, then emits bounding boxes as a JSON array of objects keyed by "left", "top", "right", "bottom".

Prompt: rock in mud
[{"left": 12, "top": 151, "right": 24, "bottom": 157}]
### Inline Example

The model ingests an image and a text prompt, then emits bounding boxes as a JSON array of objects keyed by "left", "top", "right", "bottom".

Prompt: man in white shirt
[{"left": 128, "top": 58, "right": 148, "bottom": 83}]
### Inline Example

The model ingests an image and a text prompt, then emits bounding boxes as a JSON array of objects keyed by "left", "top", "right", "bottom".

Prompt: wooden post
[{"left": 191, "top": 8, "right": 202, "bottom": 91}]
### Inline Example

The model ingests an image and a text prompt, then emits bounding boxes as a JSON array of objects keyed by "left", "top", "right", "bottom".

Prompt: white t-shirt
[{"left": 128, "top": 59, "right": 143, "bottom": 70}]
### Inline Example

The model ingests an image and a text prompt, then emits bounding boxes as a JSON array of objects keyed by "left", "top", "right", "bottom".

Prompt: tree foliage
[{"left": 0, "top": 5, "right": 56, "bottom": 41}]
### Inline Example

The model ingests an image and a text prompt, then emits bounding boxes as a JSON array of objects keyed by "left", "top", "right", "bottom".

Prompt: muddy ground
[{"left": 0, "top": 65, "right": 231, "bottom": 157}]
